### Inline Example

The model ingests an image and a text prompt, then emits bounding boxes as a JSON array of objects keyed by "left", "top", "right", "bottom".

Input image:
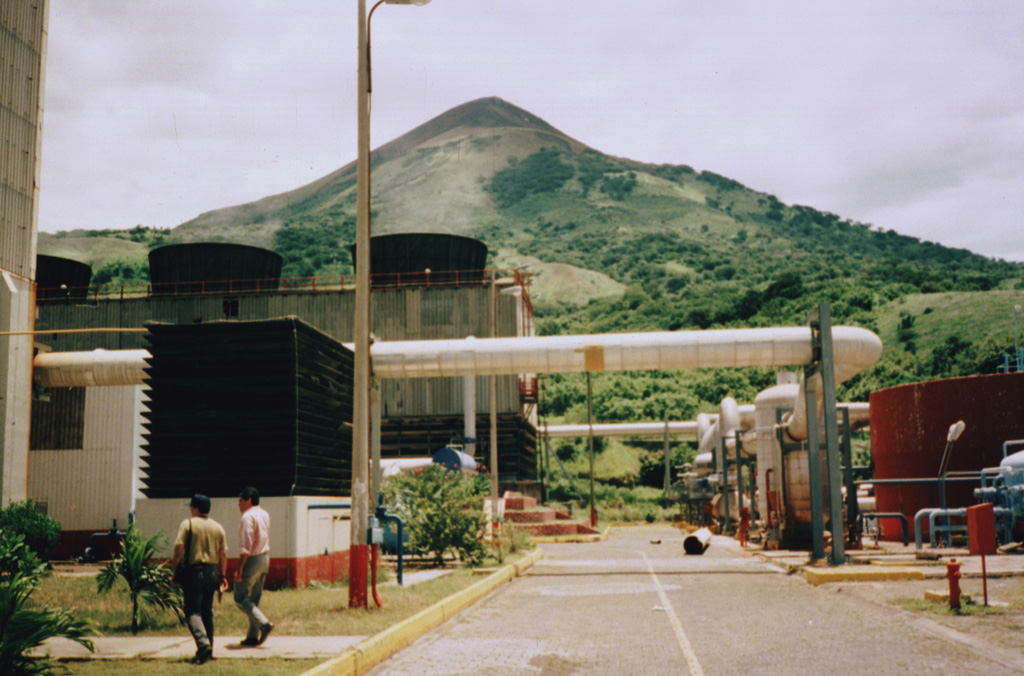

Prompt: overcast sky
[{"left": 39, "top": 0, "right": 1024, "bottom": 262}]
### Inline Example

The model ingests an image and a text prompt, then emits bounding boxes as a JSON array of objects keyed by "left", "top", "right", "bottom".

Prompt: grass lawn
[{"left": 33, "top": 563, "right": 496, "bottom": 638}]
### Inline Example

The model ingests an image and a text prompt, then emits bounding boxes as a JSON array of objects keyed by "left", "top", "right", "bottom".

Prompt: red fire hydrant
[
  {"left": 946, "top": 558, "right": 962, "bottom": 610},
  {"left": 738, "top": 507, "right": 750, "bottom": 547}
]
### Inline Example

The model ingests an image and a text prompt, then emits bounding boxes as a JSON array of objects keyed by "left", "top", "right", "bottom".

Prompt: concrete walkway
[
  {"left": 34, "top": 531, "right": 1024, "bottom": 672},
  {"left": 34, "top": 635, "right": 366, "bottom": 661},
  {"left": 32, "top": 567, "right": 448, "bottom": 661}
]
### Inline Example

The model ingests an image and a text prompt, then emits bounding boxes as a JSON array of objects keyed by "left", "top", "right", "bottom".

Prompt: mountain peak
[
  {"left": 373, "top": 96, "right": 573, "bottom": 161},
  {"left": 420, "top": 96, "right": 565, "bottom": 135}
]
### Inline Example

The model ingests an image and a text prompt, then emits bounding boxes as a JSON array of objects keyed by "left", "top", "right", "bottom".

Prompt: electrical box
[
  {"left": 367, "top": 516, "right": 384, "bottom": 546},
  {"left": 966, "top": 502, "right": 997, "bottom": 555}
]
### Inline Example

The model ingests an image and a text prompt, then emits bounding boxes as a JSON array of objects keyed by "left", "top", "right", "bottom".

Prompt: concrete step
[
  {"left": 513, "top": 521, "right": 600, "bottom": 536},
  {"left": 503, "top": 495, "right": 537, "bottom": 510},
  {"left": 505, "top": 509, "right": 556, "bottom": 523}
]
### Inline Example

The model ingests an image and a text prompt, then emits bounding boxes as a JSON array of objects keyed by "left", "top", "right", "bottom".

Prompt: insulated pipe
[
  {"left": 463, "top": 373, "right": 477, "bottom": 456},
  {"left": 785, "top": 332, "right": 882, "bottom": 440},
  {"left": 370, "top": 327, "right": 881, "bottom": 379},
  {"left": 34, "top": 349, "right": 150, "bottom": 387},
  {"left": 544, "top": 422, "right": 700, "bottom": 438},
  {"left": 32, "top": 327, "right": 882, "bottom": 414}
]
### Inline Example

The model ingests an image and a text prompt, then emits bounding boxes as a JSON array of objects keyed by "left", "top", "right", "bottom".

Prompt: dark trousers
[{"left": 183, "top": 563, "right": 218, "bottom": 651}]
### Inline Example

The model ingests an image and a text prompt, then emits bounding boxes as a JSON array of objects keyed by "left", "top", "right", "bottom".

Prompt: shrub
[
  {"left": 0, "top": 500, "right": 60, "bottom": 563},
  {"left": 383, "top": 465, "right": 486, "bottom": 567},
  {"left": 490, "top": 523, "right": 533, "bottom": 564},
  {"left": 0, "top": 530, "right": 94, "bottom": 675},
  {"left": 96, "top": 524, "right": 183, "bottom": 634}
]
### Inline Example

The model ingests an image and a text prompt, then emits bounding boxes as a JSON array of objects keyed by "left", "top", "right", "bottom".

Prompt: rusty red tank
[{"left": 870, "top": 372, "right": 1024, "bottom": 541}]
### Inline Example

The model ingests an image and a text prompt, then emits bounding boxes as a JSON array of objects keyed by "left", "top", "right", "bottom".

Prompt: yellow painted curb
[
  {"left": 300, "top": 548, "right": 544, "bottom": 676},
  {"left": 804, "top": 565, "right": 926, "bottom": 586}
]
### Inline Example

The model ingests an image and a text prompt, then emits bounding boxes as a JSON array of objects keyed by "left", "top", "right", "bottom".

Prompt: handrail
[{"left": 36, "top": 268, "right": 532, "bottom": 304}]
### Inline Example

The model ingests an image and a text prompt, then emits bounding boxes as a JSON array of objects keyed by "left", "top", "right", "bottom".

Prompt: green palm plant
[
  {"left": 0, "top": 530, "right": 94, "bottom": 676},
  {"left": 96, "top": 524, "right": 183, "bottom": 634}
]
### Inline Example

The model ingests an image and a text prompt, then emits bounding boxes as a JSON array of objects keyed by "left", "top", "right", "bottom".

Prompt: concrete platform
[
  {"left": 32, "top": 635, "right": 366, "bottom": 661},
  {"left": 752, "top": 536, "right": 1024, "bottom": 583},
  {"left": 32, "top": 550, "right": 543, "bottom": 664}
]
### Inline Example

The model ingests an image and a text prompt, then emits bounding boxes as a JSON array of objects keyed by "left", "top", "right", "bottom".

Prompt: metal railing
[{"left": 36, "top": 268, "right": 533, "bottom": 304}]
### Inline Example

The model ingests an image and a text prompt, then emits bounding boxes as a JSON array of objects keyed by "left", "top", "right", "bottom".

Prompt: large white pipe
[
  {"left": 544, "top": 421, "right": 700, "bottom": 438},
  {"left": 370, "top": 327, "right": 880, "bottom": 378},
  {"left": 34, "top": 349, "right": 149, "bottom": 387},
  {"left": 32, "top": 326, "right": 882, "bottom": 401}
]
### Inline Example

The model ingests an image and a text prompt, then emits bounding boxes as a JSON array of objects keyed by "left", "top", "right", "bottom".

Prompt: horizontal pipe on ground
[{"left": 683, "top": 528, "right": 712, "bottom": 555}]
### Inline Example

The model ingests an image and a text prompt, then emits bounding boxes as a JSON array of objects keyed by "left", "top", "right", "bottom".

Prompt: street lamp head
[{"left": 1015, "top": 304, "right": 1022, "bottom": 317}]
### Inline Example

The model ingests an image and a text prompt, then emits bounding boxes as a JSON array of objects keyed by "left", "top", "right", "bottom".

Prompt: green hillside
[{"left": 38, "top": 97, "right": 1024, "bottom": 422}]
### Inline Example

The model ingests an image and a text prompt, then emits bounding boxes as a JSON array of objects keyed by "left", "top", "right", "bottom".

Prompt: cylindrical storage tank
[
  {"left": 36, "top": 255, "right": 93, "bottom": 301},
  {"left": 148, "top": 243, "right": 283, "bottom": 295},
  {"left": 431, "top": 446, "right": 477, "bottom": 473},
  {"left": 351, "top": 233, "right": 488, "bottom": 289},
  {"left": 753, "top": 381, "right": 799, "bottom": 534},
  {"left": 871, "top": 372, "right": 1024, "bottom": 541}
]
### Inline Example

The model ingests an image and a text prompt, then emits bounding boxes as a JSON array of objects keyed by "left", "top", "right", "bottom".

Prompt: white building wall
[
  {"left": 29, "top": 386, "right": 144, "bottom": 531},
  {"left": 135, "top": 496, "right": 351, "bottom": 559}
]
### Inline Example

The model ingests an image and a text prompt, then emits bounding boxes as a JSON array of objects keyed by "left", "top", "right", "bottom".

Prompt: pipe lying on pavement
[{"left": 683, "top": 528, "right": 712, "bottom": 555}]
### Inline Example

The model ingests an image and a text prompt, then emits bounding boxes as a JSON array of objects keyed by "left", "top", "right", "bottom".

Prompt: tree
[
  {"left": 383, "top": 465, "right": 486, "bottom": 567},
  {"left": 96, "top": 524, "right": 183, "bottom": 634},
  {"left": 0, "top": 531, "right": 94, "bottom": 676}
]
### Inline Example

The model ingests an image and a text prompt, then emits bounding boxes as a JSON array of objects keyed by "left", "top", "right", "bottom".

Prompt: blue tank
[{"left": 431, "top": 447, "right": 477, "bottom": 473}]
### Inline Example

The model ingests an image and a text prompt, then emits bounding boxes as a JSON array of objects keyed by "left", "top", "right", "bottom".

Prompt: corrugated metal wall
[
  {"left": 29, "top": 386, "right": 142, "bottom": 531},
  {"left": 1, "top": 0, "right": 47, "bottom": 506},
  {"left": 0, "top": 0, "right": 45, "bottom": 276}
]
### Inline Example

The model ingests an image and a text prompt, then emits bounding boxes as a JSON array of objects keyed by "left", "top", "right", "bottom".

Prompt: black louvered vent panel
[{"left": 141, "top": 317, "right": 353, "bottom": 498}]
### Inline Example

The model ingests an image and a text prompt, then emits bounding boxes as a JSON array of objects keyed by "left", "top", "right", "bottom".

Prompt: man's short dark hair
[
  {"left": 190, "top": 493, "right": 211, "bottom": 514},
  {"left": 240, "top": 486, "right": 260, "bottom": 505}
]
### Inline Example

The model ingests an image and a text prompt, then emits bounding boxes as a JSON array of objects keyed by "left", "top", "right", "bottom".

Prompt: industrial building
[{"left": 31, "top": 238, "right": 538, "bottom": 574}]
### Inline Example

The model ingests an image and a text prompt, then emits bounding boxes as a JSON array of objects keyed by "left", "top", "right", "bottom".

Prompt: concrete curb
[
  {"left": 300, "top": 547, "right": 544, "bottom": 676},
  {"left": 804, "top": 565, "right": 926, "bottom": 586},
  {"left": 756, "top": 552, "right": 929, "bottom": 585}
]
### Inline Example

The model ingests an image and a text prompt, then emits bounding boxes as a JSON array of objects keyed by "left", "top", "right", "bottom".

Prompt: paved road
[{"left": 365, "top": 525, "right": 1024, "bottom": 676}]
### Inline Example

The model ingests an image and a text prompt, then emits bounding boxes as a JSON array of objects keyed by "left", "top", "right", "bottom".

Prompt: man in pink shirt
[{"left": 234, "top": 486, "right": 273, "bottom": 646}]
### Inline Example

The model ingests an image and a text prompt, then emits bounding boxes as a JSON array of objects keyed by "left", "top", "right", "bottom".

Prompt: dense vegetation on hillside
[{"left": 478, "top": 148, "right": 1023, "bottom": 431}]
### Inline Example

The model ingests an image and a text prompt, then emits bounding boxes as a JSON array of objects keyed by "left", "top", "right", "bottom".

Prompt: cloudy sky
[{"left": 39, "top": 0, "right": 1024, "bottom": 262}]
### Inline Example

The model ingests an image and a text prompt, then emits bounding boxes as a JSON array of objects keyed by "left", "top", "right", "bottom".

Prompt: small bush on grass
[
  {"left": 384, "top": 465, "right": 485, "bottom": 567},
  {"left": 490, "top": 524, "right": 534, "bottom": 565},
  {"left": 0, "top": 530, "right": 94, "bottom": 676},
  {"left": 0, "top": 500, "right": 60, "bottom": 563},
  {"left": 96, "top": 524, "right": 183, "bottom": 634}
]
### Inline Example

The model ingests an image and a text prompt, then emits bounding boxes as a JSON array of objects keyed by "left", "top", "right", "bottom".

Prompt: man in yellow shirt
[{"left": 169, "top": 494, "right": 227, "bottom": 665}]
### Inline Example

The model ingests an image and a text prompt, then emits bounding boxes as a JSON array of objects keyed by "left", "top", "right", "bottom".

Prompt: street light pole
[
  {"left": 350, "top": 0, "right": 373, "bottom": 609},
  {"left": 350, "top": 0, "right": 431, "bottom": 609}
]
